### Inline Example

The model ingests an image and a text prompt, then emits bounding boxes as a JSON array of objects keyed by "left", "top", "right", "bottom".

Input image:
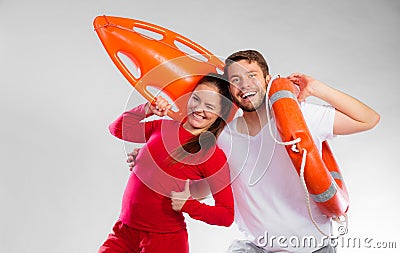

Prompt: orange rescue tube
[
  {"left": 93, "top": 15, "right": 231, "bottom": 122},
  {"left": 268, "top": 77, "right": 349, "bottom": 218}
]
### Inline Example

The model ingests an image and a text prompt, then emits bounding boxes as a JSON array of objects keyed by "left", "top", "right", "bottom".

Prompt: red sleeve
[
  {"left": 181, "top": 148, "right": 234, "bottom": 227},
  {"left": 108, "top": 103, "right": 157, "bottom": 143}
]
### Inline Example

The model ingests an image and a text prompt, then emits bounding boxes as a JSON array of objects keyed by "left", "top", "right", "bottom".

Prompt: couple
[{"left": 99, "top": 50, "right": 380, "bottom": 253}]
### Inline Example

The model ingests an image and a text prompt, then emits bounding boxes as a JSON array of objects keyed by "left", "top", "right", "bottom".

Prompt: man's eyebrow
[{"left": 229, "top": 70, "right": 256, "bottom": 78}]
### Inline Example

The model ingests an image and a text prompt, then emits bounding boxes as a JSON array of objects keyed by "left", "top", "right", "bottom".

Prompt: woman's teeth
[{"left": 192, "top": 112, "right": 205, "bottom": 119}]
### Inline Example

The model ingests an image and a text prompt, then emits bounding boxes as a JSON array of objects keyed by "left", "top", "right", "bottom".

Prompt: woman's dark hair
[{"left": 171, "top": 73, "right": 232, "bottom": 163}]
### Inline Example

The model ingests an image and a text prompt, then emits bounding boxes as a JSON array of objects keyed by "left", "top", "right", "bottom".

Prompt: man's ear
[{"left": 265, "top": 74, "right": 271, "bottom": 87}]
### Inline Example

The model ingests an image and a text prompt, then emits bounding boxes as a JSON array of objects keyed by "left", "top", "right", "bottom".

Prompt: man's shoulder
[
  {"left": 225, "top": 117, "right": 238, "bottom": 129},
  {"left": 300, "top": 101, "right": 333, "bottom": 113},
  {"left": 219, "top": 118, "right": 238, "bottom": 141}
]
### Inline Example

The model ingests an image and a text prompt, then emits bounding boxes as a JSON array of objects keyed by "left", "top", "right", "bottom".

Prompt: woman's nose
[{"left": 196, "top": 104, "right": 206, "bottom": 112}]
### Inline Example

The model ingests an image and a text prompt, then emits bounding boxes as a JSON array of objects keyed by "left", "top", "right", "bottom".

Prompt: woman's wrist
[{"left": 144, "top": 102, "right": 154, "bottom": 117}]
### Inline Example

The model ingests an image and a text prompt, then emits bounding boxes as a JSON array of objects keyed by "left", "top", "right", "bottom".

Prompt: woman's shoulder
[
  {"left": 198, "top": 145, "right": 230, "bottom": 178},
  {"left": 214, "top": 145, "right": 228, "bottom": 158},
  {"left": 203, "top": 145, "right": 228, "bottom": 166}
]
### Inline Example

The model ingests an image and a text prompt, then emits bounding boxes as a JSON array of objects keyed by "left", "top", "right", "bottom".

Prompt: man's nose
[{"left": 237, "top": 77, "right": 251, "bottom": 89}]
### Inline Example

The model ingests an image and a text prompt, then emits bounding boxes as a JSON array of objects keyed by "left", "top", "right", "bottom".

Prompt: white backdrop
[{"left": 1, "top": 0, "right": 399, "bottom": 252}]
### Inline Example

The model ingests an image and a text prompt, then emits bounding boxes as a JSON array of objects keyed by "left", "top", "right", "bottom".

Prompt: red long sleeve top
[{"left": 109, "top": 103, "right": 234, "bottom": 233}]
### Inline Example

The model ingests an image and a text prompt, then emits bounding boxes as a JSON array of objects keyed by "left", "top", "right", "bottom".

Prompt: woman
[{"left": 98, "top": 73, "right": 234, "bottom": 253}]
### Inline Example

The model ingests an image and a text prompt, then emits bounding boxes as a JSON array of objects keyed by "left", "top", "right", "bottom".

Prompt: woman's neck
[{"left": 182, "top": 121, "right": 203, "bottom": 136}]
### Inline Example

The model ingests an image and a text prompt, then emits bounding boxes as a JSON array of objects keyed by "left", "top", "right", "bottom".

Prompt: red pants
[{"left": 98, "top": 220, "right": 189, "bottom": 253}]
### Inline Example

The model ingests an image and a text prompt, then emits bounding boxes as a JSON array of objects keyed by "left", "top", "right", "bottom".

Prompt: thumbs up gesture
[{"left": 171, "top": 179, "right": 191, "bottom": 212}]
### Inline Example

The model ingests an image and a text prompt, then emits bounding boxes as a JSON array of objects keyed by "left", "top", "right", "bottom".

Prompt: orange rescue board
[{"left": 93, "top": 15, "right": 228, "bottom": 121}]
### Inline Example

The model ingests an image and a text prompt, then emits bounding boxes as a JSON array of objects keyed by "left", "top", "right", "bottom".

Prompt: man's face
[{"left": 226, "top": 60, "right": 270, "bottom": 112}]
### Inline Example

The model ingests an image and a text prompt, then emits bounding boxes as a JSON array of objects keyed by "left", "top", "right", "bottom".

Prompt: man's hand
[
  {"left": 287, "top": 73, "right": 323, "bottom": 103},
  {"left": 126, "top": 148, "right": 140, "bottom": 171},
  {"left": 288, "top": 72, "right": 380, "bottom": 135},
  {"left": 171, "top": 179, "right": 191, "bottom": 212}
]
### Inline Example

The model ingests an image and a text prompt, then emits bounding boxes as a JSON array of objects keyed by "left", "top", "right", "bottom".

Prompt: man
[{"left": 128, "top": 50, "right": 380, "bottom": 252}]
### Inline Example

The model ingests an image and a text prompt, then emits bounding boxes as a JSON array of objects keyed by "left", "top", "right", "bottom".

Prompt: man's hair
[{"left": 224, "top": 50, "right": 270, "bottom": 78}]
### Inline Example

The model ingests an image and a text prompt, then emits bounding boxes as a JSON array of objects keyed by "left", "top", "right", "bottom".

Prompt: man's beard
[{"left": 233, "top": 94, "right": 266, "bottom": 112}]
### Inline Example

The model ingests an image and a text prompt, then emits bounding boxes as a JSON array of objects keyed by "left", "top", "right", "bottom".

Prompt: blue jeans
[{"left": 226, "top": 240, "right": 267, "bottom": 253}]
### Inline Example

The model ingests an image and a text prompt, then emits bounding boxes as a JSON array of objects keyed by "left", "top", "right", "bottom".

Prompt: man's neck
[{"left": 237, "top": 101, "right": 269, "bottom": 137}]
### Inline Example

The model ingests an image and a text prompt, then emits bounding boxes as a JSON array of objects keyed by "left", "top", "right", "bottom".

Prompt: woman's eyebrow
[{"left": 205, "top": 102, "right": 216, "bottom": 109}]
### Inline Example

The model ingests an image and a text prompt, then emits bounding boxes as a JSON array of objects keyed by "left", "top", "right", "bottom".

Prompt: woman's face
[{"left": 185, "top": 82, "right": 222, "bottom": 132}]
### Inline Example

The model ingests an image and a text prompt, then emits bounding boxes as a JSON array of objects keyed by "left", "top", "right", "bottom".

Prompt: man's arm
[
  {"left": 126, "top": 148, "right": 140, "bottom": 171},
  {"left": 288, "top": 73, "right": 380, "bottom": 135}
]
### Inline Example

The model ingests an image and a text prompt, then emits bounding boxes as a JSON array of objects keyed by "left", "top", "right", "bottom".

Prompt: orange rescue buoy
[
  {"left": 268, "top": 77, "right": 349, "bottom": 218},
  {"left": 93, "top": 15, "right": 231, "bottom": 122}
]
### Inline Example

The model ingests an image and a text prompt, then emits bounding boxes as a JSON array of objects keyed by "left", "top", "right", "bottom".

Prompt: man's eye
[{"left": 231, "top": 78, "right": 239, "bottom": 83}]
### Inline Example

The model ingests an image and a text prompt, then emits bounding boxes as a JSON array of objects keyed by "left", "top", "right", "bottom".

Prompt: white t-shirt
[{"left": 218, "top": 102, "right": 335, "bottom": 253}]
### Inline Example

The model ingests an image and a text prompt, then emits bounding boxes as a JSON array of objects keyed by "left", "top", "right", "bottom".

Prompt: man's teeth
[{"left": 242, "top": 92, "right": 256, "bottom": 99}]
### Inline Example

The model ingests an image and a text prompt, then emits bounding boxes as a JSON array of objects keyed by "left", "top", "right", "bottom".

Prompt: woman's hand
[
  {"left": 145, "top": 96, "right": 172, "bottom": 117},
  {"left": 171, "top": 180, "right": 191, "bottom": 212}
]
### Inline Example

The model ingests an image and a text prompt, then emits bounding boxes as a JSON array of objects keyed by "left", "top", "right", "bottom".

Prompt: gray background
[{"left": 1, "top": 0, "right": 399, "bottom": 252}]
